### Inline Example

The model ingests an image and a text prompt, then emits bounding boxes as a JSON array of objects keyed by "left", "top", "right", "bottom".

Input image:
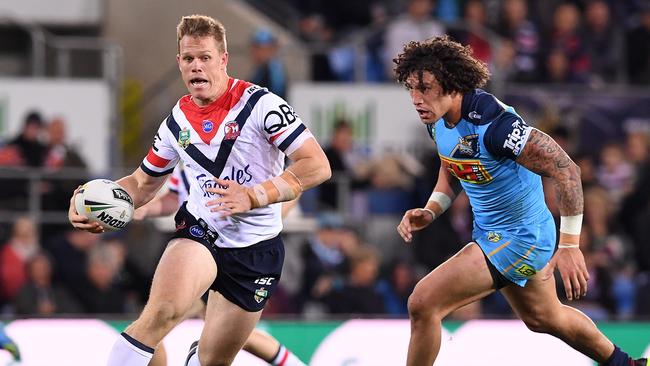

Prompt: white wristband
[
  {"left": 558, "top": 244, "right": 580, "bottom": 249},
  {"left": 420, "top": 208, "right": 436, "bottom": 220},
  {"left": 560, "top": 214, "right": 583, "bottom": 235},
  {"left": 428, "top": 191, "right": 452, "bottom": 212}
]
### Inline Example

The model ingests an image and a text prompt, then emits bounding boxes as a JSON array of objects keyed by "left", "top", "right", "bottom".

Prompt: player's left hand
[
  {"left": 204, "top": 178, "right": 252, "bottom": 217},
  {"left": 549, "top": 248, "right": 590, "bottom": 301}
]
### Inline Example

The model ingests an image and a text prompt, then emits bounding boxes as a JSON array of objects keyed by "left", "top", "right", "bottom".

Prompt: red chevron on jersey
[
  {"left": 145, "top": 148, "right": 171, "bottom": 168},
  {"left": 178, "top": 78, "right": 252, "bottom": 145}
]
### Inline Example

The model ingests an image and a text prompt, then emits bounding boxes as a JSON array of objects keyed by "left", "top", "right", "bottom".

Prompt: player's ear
[
  {"left": 176, "top": 54, "right": 181, "bottom": 70},
  {"left": 221, "top": 51, "right": 229, "bottom": 71}
]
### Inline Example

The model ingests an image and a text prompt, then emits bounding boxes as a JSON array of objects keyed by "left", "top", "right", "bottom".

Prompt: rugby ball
[{"left": 74, "top": 179, "right": 134, "bottom": 231}]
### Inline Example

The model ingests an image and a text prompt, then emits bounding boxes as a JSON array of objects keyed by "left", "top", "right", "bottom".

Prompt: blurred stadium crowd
[{"left": 0, "top": 0, "right": 649, "bottom": 322}]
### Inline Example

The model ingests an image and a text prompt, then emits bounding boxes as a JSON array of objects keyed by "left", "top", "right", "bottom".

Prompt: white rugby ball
[{"left": 74, "top": 179, "right": 134, "bottom": 231}]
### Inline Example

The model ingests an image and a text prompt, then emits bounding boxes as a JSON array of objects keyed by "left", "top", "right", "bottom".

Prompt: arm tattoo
[{"left": 516, "top": 129, "right": 583, "bottom": 215}]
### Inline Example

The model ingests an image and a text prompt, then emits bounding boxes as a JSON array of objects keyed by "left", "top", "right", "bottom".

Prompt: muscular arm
[
  {"left": 285, "top": 137, "right": 332, "bottom": 190},
  {"left": 134, "top": 190, "right": 180, "bottom": 219},
  {"left": 116, "top": 167, "right": 170, "bottom": 209},
  {"left": 515, "top": 128, "right": 583, "bottom": 216},
  {"left": 424, "top": 163, "right": 463, "bottom": 216}
]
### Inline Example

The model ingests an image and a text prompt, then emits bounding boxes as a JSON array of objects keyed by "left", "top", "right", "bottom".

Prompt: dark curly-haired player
[{"left": 395, "top": 36, "right": 647, "bottom": 366}]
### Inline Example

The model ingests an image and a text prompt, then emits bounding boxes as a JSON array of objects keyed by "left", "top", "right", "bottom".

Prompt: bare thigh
[
  {"left": 127, "top": 239, "right": 217, "bottom": 344},
  {"left": 198, "top": 290, "right": 263, "bottom": 365},
  {"left": 409, "top": 243, "right": 496, "bottom": 318},
  {"left": 500, "top": 264, "right": 561, "bottom": 322}
]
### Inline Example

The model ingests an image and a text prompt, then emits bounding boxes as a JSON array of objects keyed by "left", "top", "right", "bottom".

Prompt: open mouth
[
  {"left": 416, "top": 109, "right": 430, "bottom": 118},
  {"left": 190, "top": 78, "right": 208, "bottom": 87}
]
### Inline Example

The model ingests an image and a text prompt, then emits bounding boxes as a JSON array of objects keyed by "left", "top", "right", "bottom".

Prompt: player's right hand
[
  {"left": 397, "top": 208, "right": 435, "bottom": 243},
  {"left": 68, "top": 186, "right": 104, "bottom": 233}
]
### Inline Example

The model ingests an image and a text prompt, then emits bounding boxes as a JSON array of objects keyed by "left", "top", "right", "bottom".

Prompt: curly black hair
[{"left": 393, "top": 35, "right": 490, "bottom": 95}]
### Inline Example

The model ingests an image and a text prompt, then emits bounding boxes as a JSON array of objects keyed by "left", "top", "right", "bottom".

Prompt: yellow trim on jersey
[
  {"left": 488, "top": 241, "right": 511, "bottom": 257},
  {"left": 502, "top": 244, "right": 536, "bottom": 274}
]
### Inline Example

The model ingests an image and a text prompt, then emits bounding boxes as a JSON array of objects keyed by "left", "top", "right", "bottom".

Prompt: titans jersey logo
[{"left": 451, "top": 134, "right": 479, "bottom": 158}]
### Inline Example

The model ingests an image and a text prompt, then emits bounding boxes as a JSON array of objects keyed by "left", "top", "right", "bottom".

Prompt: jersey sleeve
[
  {"left": 140, "top": 117, "right": 179, "bottom": 176},
  {"left": 483, "top": 112, "right": 533, "bottom": 160},
  {"left": 255, "top": 93, "right": 313, "bottom": 156}
]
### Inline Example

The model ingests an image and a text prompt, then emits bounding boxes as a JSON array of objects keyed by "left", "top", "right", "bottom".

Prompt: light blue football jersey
[{"left": 428, "top": 89, "right": 556, "bottom": 285}]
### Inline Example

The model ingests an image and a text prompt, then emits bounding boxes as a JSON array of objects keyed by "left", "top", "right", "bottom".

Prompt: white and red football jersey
[{"left": 141, "top": 78, "right": 313, "bottom": 248}]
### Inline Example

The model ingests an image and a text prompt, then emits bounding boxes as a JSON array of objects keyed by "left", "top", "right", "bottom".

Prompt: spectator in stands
[
  {"left": 42, "top": 117, "right": 88, "bottom": 211},
  {"left": 43, "top": 117, "right": 87, "bottom": 170},
  {"left": 0, "top": 111, "right": 47, "bottom": 210},
  {"left": 6, "top": 111, "right": 47, "bottom": 167},
  {"left": 411, "top": 147, "right": 464, "bottom": 270},
  {"left": 324, "top": 245, "right": 386, "bottom": 315},
  {"left": 451, "top": 0, "right": 491, "bottom": 65},
  {"left": 249, "top": 29, "right": 287, "bottom": 99},
  {"left": 383, "top": 0, "right": 445, "bottom": 80},
  {"left": 77, "top": 244, "right": 127, "bottom": 313},
  {"left": 318, "top": 119, "right": 370, "bottom": 211},
  {"left": 619, "top": 131, "right": 650, "bottom": 273},
  {"left": 298, "top": 213, "right": 359, "bottom": 311},
  {"left": 13, "top": 252, "right": 81, "bottom": 315},
  {"left": 596, "top": 143, "right": 634, "bottom": 207},
  {"left": 626, "top": 3, "right": 650, "bottom": 84},
  {"left": 496, "top": 0, "right": 541, "bottom": 82},
  {"left": 544, "top": 3, "right": 590, "bottom": 83},
  {"left": 0, "top": 217, "right": 40, "bottom": 305},
  {"left": 47, "top": 229, "right": 100, "bottom": 305},
  {"left": 297, "top": 14, "right": 337, "bottom": 81},
  {"left": 376, "top": 259, "right": 418, "bottom": 315},
  {"left": 582, "top": 0, "right": 622, "bottom": 84},
  {"left": 575, "top": 153, "right": 598, "bottom": 189}
]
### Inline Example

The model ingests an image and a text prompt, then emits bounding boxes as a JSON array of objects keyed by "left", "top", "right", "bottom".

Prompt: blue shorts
[
  {"left": 473, "top": 215, "right": 556, "bottom": 287},
  {"left": 172, "top": 203, "right": 284, "bottom": 312}
]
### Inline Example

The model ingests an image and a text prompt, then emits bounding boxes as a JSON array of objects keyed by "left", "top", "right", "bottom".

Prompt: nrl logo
[
  {"left": 254, "top": 287, "right": 268, "bottom": 303},
  {"left": 178, "top": 128, "right": 191, "bottom": 149}
]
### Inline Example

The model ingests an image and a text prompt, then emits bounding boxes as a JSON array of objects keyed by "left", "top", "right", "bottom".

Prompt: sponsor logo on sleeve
[{"left": 502, "top": 119, "right": 531, "bottom": 156}]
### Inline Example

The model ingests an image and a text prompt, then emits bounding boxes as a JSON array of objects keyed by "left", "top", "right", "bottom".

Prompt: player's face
[
  {"left": 404, "top": 72, "right": 455, "bottom": 124},
  {"left": 177, "top": 35, "right": 229, "bottom": 106}
]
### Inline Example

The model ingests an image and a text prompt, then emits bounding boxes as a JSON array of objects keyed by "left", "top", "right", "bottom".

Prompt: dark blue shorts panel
[{"left": 171, "top": 203, "right": 284, "bottom": 312}]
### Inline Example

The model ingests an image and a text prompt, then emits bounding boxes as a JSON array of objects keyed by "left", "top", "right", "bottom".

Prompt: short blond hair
[{"left": 176, "top": 14, "right": 227, "bottom": 53}]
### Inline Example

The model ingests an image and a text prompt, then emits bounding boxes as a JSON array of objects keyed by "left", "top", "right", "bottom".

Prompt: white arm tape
[
  {"left": 560, "top": 214, "right": 583, "bottom": 235},
  {"left": 428, "top": 191, "right": 452, "bottom": 212}
]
